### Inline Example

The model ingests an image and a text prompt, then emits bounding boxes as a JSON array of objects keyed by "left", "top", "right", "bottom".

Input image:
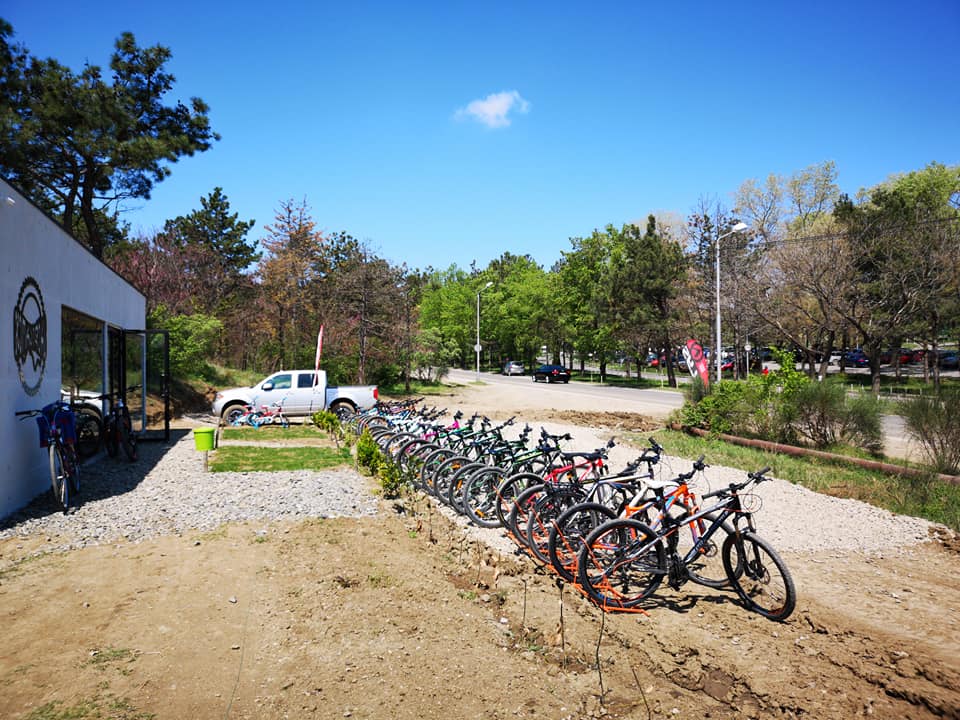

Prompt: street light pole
[
  {"left": 475, "top": 281, "right": 493, "bottom": 380},
  {"left": 715, "top": 222, "right": 749, "bottom": 384}
]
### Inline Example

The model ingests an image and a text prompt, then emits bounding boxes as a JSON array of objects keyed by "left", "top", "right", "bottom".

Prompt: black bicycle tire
[
  {"left": 682, "top": 512, "right": 736, "bottom": 589},
  {"left": 104, "top": 416, "right": 119, "bottom": 458},
  {"left": 577, "top": 518, "right": 665, "bottom": 609},
  {"left": 722, "top": 532, "right": 796, "bottom": 621},
  {"left": 419, "top": 447, "right": 457, "bottom": 495},
  {"left": 442, "top": 461, "right": 482, "bottom": 511},
  {"left": 496, "top": 472, "right": 543, "bottom": 529},
  {"left": 461, "top": 467, "right": 507, "bottom": 528},
  {"left": 525, "top": 487, "right": 587, "bottom": 564},
  {"left": 432, "top": 455, "right": 472, "bottom": 506},
  {"left": 506, "top": 483, "right": 545, "bottom": 548},
  {"left": 394, "top": 437, "right": 428, "bottom": 472},
  {"left": 120, "top": 410, "right": 137, "bottom": 462},
  {"left": 48, "top": 443, "right": 69, "bottom": 512},
  {"left": 66, "top": 444, "right": 81, "bottom": 493},
  {"left": 75, "top": 411, "right": 101, "bottom": 459},
  {"left": 547, "top": 501, "right": 618, "bottom": 582}
]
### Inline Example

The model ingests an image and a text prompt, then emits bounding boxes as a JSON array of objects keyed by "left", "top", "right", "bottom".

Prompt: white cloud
[{"left": 455, "top": 90, "right": 530, "bottom": 128}]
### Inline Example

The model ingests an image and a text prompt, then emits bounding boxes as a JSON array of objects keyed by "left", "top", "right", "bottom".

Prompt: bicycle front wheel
[
  {"left": 120, "top": 411, "right": 138, "bottom": 462},
  {"left": 104, "top": 417, "right": 119, "bottom": 457},
  {"left": 48, "top": 443, "right": 69, "bottom": 512},
  {"left": 577, "top": 519, "right": 664, "bottom": 609},
  {"left": 461, "top": 467, "right": 506, "bottom": 528},
  {"left": 722, "top": 532, "right": 796, "bottom": 621}
]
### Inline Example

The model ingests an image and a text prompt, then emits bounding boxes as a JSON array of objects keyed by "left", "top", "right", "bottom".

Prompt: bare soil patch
[{"left": 2, "top": 379, "right": 959, "bottom": 719}]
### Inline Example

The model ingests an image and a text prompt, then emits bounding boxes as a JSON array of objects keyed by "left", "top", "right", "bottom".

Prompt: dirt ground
[{"left": 2, "top": 381, "right": 960, "bottom": 720}]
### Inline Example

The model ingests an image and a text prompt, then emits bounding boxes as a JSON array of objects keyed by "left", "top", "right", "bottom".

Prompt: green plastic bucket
[{"left": 193, "top": 427, "right": 216, "bottom": 451}]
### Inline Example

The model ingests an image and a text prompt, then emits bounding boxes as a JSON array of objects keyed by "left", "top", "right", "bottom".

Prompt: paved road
[
  {"left": 447, "top": 368, "right": 918, "bottom": 461},
  {"left": 447, "top": 368, "right": 684, "bottom": 419}
]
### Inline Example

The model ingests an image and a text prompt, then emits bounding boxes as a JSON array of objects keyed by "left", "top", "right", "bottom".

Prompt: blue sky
[{"left": 5, "top": 1, "right": 959, "bottom": 272}]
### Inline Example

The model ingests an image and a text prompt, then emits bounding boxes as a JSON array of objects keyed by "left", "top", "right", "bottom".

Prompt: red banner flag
[
  {"left": 683, "top": 338, "right": 710, "bottom": 389},
  {"left": 313, "top": 325, "right": 324, "bottom": 386}
]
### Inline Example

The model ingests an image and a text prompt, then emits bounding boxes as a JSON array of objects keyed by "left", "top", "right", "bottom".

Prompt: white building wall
[{"left": 1, "top": 178, "right": 145, "bottom": 517}]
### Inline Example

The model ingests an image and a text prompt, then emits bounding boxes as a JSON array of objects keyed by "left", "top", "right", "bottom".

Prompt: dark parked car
[
  {"left": 844, "top": 350, "right": 870, "bottom": 368},
  {"left": 938, "top": 351, "right": 959, "bottom": 370},
  {"left": 533, "top": 364, "right": 571, "bottom": 383}
]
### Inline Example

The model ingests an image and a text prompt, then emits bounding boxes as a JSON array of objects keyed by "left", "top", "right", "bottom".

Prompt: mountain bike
[
  {"left": 16, "top": 401, "right": 81, "bottom": 512},
  {"left": 577, "top": 467, "right": 796, "bottom": 620},
  {"left": 506, "top": 438, "right": 616, "bottom": 553},
  {"left": 97, "top": 386, "right": 139, "bottom": 461}
]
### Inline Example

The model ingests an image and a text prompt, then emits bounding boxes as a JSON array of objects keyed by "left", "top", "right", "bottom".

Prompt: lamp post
[
  {"left": 475, "top": 281, "right": 494, "bottom": 380},
  {"left": 715, "top": 222, "right": 749, "bottom": 383}
]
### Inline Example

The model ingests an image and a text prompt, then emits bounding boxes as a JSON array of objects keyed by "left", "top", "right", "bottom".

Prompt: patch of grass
[
  {"left": 0, "top": 551, "right": 54, "bottom": 582},
  {"left": 85, "top": 647, "right": 139, "bottom": 674},
  {"left": 209, "top": 445, "right": 352, "bottom": 472},
  {"left": 25, "top": 693, "right": 154, "bottom": 720},
  {"left": 366, "top": 570, "right": 394, "bottom": 588},
  {"left": 637, "top": 429, "right": 960, "bottom": 532},
  {"left": 193, "top": 526, "right": 228, "bottom": 542},
  {"left": 378, "top": 379, "right": 454, "bottom": 397},
  {"left": 220, "top": 424, "right": 323, "bottom": 441}
]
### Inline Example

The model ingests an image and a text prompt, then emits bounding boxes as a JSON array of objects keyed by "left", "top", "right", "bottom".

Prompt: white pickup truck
[{"left": 212, "top": 369, "right": 378, "bottom": 423}]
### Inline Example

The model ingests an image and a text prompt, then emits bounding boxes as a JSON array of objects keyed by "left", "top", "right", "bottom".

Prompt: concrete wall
[{"left": 1, "top": 178, "right": 146, "bottom": 517}]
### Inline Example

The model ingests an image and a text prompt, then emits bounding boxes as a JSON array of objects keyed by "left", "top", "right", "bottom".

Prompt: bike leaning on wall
[
  {"left": 15, "top": 401, "right": 81, "bottom": 513},
  {"left": 101, "top": 385, "right": 140, "bottom": 462}
]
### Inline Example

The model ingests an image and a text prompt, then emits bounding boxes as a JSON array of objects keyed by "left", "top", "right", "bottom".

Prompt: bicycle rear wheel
[
  {"left": 675, "top": 512, "right": 736, "bottom": 589},
  {"left": 48, "top": 444, "right": 69, "bottom": 512},
  {"left": 548, "top": 502, "right": 617, "bottom": 582},
  {"left": 526, "top": 487, "right": 586, "bottom": 564},
  {"left": 577, "top": 519, "right": 664, "bottom": 609},
  {"left": 433, "top": 455, "right": 471, "bottom": 506},
  {"left": 496, "top": 472, "right": 542, "bottom": 529},
  {"left": 506, "top": 483, "right": 545, "bottom": 548},
  {"left": 75, "top": 411, "right": 101, "bottom": 459},
  {"left": 722, "top": 532, "right": 796, "bottom": 621}
]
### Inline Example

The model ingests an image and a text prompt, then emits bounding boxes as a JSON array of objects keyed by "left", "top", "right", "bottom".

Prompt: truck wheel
[
  {"left": 330, "top": 402, "right": 355, "bottom": 421},
  {"left": 222, "top": 404, "right": 245, "bottom": 426}
]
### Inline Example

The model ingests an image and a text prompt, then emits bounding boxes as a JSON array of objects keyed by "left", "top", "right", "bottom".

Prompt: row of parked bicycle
[{"left": 342, "top": 400, "right": 796, "bottom": 621}]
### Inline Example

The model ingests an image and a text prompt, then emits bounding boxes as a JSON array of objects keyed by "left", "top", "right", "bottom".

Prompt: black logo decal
[{"left": 14, "top": 276, "right": 46, "bottom": 396}]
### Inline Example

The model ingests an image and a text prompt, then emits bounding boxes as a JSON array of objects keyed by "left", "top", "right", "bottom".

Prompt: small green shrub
[
  {"left": 679, "top": 380, "right": 747, "bottom": 435},
  {"left": 900, "top": 389, "right": 960, "bottom": 474},
  {"left": 790, "top": 381, "right": 882, "bottom": 454},
  {"left": 356, "top": 429, "right": 380, "bottom": 472}
]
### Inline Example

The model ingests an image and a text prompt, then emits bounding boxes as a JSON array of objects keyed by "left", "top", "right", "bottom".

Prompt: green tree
[
  {"left": 609, "top": 216, "right": 688, "bottom": 386},
  {"left": 833, "top": 163, "right": 960, "bottom": 393},
  {"left": 0, "top": 23, "right": 218, "bottom": 257},
  {"left": 158, "top": 187, "right": 258, "bottom": 314},
  {"left": 557, "top": 228, "right": 620, "bottom": 379}
]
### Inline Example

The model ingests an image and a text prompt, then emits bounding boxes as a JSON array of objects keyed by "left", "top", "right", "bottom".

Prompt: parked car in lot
[
  {"left": 502, "top": 360, "right": 524, "bottom": 376},
  {"left": 937, "top": 350, "right": 959, "bottom": 370},
  {"left": 844, "top": 350, "right": 870, "bottom": 368},
  {"left": 533, "top": 364, "right": 571, "bottom": 383}
]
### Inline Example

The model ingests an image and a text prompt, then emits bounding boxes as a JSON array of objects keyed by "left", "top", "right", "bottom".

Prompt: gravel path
[
  {"left": 0, "top": 414, "right": 938, "bottom": 562},
  {"left": 0, "top": 429, "right": 379, "bottom": 554}
]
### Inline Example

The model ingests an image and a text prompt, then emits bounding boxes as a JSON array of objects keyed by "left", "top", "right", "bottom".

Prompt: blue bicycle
[{"left": 16, "top": 401, "right": 81, "bottom": 512}]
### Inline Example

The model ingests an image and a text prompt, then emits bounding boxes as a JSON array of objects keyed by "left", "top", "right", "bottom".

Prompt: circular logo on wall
[{"left": 13, "top": 276, "right": 47, "bottom": 396}]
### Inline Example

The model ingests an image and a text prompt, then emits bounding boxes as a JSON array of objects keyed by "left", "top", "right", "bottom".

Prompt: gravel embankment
[{"left": 0, "top": 417, "right": 938, "bottom": 562}]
